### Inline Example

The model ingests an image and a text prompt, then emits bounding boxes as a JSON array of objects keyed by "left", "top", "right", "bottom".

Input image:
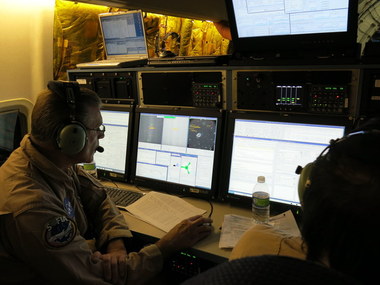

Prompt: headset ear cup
[
  {"left": 56, "top": 123, "right": 87, "bottom": 155},
  {"left": 298, "top": 162, "right": 314, "bottom": 206}
]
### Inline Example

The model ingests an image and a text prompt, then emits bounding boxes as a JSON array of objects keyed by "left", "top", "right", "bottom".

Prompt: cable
[
  {"left": 99, "top": 177, "right": 119, "bottom": 188},
  {"left": 179, "top": 195, "right": 214, "bottom": 219},
  {"left": 134, "top": 184, "right": 155, "bottom": 192}
]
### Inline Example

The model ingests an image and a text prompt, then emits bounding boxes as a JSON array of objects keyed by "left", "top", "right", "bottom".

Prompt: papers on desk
[
  {"left": 270, "top": 210, "right": 301, "bottom": 237},
  {"left": 125, "top": 191, "right": 206, "bottom": 232},
  {"left": 219, "top": 210, "right": 300, "bottom": 249},
  {"left": 219, "top": 215, "right": 255, "bottom": 249}
]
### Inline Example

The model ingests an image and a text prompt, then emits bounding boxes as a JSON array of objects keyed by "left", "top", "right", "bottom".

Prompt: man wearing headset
[
  {"left": 229, "top": 117, "right": 380, "bottom": 263},
  {"left": 0, "top": 81, "right": 212, "bottom": 285},
  {"left": 183, "top": 117, "right": 380, "bottom": 284}
]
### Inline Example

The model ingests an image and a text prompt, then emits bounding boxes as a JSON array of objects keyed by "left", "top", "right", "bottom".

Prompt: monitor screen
[
  {"left": 94, "top": 104, "right": 133, "bottom": 182},
  {"left": 0, "top": 110, "right": 19, "bottom": 152},
  {"left": 226, "top": 0, "right": 358, "bottom": 58},
  {"left": 221, "top": 112, "right": 351, "bottom": 211},
  {"left": 131, "top": 107, "right": 223, "bottom": 198},
  {"left": 234, "top": 0, "right": 350, "bottom": 38},
  {"left": 0, "top": 109, "right": 27, "bottom": 166},
  {"left": 99, "top": 11, "right": 147, "bottom": 56}
]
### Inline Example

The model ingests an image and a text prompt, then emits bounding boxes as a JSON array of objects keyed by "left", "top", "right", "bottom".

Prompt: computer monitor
[
  {"left": 94, "top": 104, "right": 134, "bottom": 182},
  {"left": 0, "top": 109, "right": 27, "bottom": 165},
  {"left": 130, "top": 107, "right": 223, "bottom": 199},
  {"left": 220, "top": 112, "right": 352, "bottom": 213},
  {"left": 225, "top": 0, "right": 359, "bottom": 59},
  {"left": 99, "top": 11, "right": 148, "bottom": 57}
]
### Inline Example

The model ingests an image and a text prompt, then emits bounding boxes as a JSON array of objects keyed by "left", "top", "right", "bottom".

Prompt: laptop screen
[{"left": 99, "top": 11, "right": 148, "bottom": 57}]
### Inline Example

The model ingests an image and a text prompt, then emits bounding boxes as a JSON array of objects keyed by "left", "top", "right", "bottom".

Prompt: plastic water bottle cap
[{"left": 257, "top": 176, "right": 265, "bottom": 183}]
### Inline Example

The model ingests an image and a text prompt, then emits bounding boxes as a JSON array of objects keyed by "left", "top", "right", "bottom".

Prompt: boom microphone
[{"left": 96, "top": 146, "right": 104, "bottom": 153}]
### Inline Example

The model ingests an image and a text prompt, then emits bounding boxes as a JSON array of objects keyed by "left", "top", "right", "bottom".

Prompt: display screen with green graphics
[{"left": 135, "top": 111, "right": 219, "bottom": 192}]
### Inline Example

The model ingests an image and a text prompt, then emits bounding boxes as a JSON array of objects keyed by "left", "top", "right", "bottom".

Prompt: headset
[
  {"left": 155, "top": 32, "right": 180, "bottom": 58},
  {"left": 47, "top": 80, "right": 88, "bottom": 156},
  {"left": 296, "top": 128, "right": 380, "bottom": 205}
]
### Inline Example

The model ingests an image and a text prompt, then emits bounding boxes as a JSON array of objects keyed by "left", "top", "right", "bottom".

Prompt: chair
[{"left": 181, "top": 255, "right": 361, "bottom": 285}]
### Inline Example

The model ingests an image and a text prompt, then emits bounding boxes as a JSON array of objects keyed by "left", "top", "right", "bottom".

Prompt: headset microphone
[{"left": 96, "top": 146, "right": 104, "bottom": 153}]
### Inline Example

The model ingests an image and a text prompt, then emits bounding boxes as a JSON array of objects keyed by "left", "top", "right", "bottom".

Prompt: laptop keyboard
[{"left": 104, "top": 186, "right": 144, "bottom": 207}]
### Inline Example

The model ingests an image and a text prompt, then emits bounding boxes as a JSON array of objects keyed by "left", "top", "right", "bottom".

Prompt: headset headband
[{"left": 47, "top": 81, "right": 80, "bottom": 121}]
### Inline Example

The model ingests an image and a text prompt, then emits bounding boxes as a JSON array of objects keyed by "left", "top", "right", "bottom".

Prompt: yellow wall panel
[{"left": 55, "top": 0, "right": 230, "bottom": 80}]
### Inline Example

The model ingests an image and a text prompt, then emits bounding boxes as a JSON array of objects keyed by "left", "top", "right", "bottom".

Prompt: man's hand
[
  {"left": 155, "top": 215, "right": 213, "bottom": 259},
  {"left": 91, "top": 238, "right": 127, "bottom": 285}
]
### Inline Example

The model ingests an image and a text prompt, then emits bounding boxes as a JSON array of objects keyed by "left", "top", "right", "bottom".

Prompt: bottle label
[
  {"left": 253, "top": 191, "right": 270, "bottom": 207},
  {"left": 83, "top": 163, "right": 96, "bottom": 171}
]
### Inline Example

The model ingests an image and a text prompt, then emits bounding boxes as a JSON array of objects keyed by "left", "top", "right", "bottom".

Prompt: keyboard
[
  {"left": 76, "top": 58, "right": 148, "bottom": 69},
  {"left": 104, "top": 186, "right": 144, "bottom": 207}
]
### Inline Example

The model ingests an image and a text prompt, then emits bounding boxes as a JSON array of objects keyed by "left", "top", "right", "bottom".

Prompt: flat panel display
[
  {"left": 234, "top": 0, "right": 350, "bottom": 38},
  {"left": 94, "top": 104, "right": 133, "bottom": 181},
  {"left": 131, "top": 107, "right": 223, "bottom": 198},
  {"left": 220, "top": 112, "right": 352, "bottom": 212},
  {"left": 0, "top": 109, "right": 27, "bottom": 166},
  {"left": 0, "top": 110, "right": 19, "bottom": 152},
  {"left": 225, "top": 0, "right": 359, "bottom": 59}
]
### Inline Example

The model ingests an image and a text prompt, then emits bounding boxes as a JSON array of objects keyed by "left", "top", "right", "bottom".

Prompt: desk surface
[{"left": 103, "top": 182, "right": 253, "bottom": 263}]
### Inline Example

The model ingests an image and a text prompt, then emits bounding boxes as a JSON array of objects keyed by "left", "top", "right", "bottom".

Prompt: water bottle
[
  {"left": 82, "top": 161, "right": 97, "bottom": 178},
  {"left": 252, "top": 176, "right": 270, "bottom": 224}
]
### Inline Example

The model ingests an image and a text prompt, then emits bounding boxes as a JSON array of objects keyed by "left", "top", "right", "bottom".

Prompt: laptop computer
[{"left": 77, "top": 10, "right": 148, "bottom": 69}]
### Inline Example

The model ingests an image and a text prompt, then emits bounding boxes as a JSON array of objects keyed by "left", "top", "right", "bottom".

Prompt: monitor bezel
[
  {"left": 96, "top": 103, "right": 135, "bottom": 182},
  {"left": 225, "top": 0, "right": 359, "bottom": 60},
  {"left": 218, "top": 111, "right": 353, "bottom": 214},
  {"left": 130, "top": 106, "right": 225, "bottom": 199}
]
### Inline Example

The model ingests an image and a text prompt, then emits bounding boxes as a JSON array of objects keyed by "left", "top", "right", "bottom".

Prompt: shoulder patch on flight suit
[{"left": 44, "top": 216, "right": 76, "bottom": 248}]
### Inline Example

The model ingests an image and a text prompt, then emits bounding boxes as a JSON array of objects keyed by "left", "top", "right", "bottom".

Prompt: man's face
[{"left": 75, "top": 105, "right": 104, "bottom": 163}]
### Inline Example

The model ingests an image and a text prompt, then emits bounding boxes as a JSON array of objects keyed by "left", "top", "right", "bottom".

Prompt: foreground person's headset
[{"left": 296, "top": 129, "right": 380, "bottom": 205}]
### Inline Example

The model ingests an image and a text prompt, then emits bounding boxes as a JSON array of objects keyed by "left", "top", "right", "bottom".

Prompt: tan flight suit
[{"left": 0, "top": 135, "right": 162, "bottom": 285}]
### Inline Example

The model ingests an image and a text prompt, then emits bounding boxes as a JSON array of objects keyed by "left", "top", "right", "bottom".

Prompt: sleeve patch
[{"left": 44, "top": 216, "right": 76, "bottom": 248}]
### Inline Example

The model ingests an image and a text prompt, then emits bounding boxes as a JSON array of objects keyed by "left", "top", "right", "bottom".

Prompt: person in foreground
[
  {"left": 0, "top": 81, "right": 212, "bottom": 285},
  {"left": 182, "top": 118, "right": 380, "bottom": 285}
]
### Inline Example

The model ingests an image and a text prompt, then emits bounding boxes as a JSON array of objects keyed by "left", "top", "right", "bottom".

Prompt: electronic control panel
[
  {"left": 192, "top": 82, "right": 222, "bottom": 108},
  {"left": 68, "top": 71, "right": 137, "bottom": 104},
  {"left": 129, "top": 231, "right": 226, "bottom": 284},
  {"left": 233, "top": 69, "right": 359, "bottom": 116},
  {"left": 162, "top": 250, "right": 225, "bottom": 283},
  {"left": 138, "top": 71, "right": 226, "bottom": 109},
  {"left": 308, "top": 85, "right": 348, "bottom": 113}
]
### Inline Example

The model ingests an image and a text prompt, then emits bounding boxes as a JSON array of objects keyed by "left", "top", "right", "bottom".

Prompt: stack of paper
[
  {"left": 219, "top": 215, "right": 256, "bottom": 249},
  {"left": 126, "top": 191, "right": 206, "bottom": 232},
  {"left": 219, "top": 210, "right": 300, "bottom": 248}
]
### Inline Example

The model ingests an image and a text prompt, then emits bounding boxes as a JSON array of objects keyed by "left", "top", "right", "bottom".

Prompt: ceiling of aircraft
[
  {"left": 69, "top": 0, "right": 228, "bottom": 21},
  {"left": 68, "top": 0, "right": 380, "bottom": 55}
]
